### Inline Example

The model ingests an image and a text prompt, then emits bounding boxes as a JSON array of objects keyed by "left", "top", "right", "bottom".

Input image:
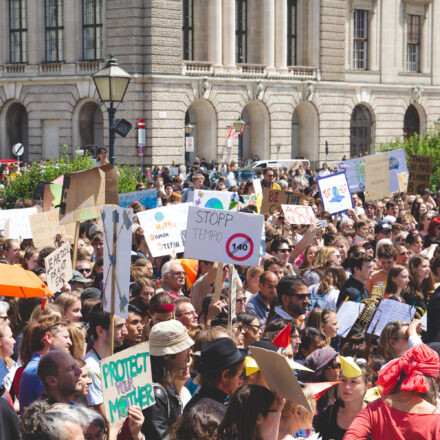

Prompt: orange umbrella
[{"left": 0, "top": 265, "right": 53, "bottom": 299}]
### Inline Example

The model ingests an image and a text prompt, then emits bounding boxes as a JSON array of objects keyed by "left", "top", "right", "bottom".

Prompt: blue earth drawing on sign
[
  {"left": 329, "top": 187, "right": 345, "bottom": 203},
  {"left": 205, "top": 198, "right": 224, "bottom": 210},
  {"left": 389, "top": 157, "right": 399, "bottom": 170},
  {"left": 154, "top": 212, "right": 164, "bottom": 222}
]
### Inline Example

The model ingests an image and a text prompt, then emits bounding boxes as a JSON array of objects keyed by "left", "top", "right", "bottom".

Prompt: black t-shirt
[
  {"left": 0, "top": 397, "right": 20, "bottom": 440},
  {"left": 314, "top": 400, "right": 346, "bottom": 440}
]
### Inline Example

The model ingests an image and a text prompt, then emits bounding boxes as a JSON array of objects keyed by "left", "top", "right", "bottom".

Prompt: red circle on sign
[{"left": 226, "top": 233, "right": 254, "bottom": 261}]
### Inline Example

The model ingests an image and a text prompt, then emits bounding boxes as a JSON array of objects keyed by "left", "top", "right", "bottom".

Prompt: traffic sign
[
  {"left": 12, "top": 143, "right": 24, "bottom": 157},
  {"left": 226, "top": 233, "right": 254, "bottom": 262},
  {"left": 138, "top": 119, "right": 146, "bottom": 147}
]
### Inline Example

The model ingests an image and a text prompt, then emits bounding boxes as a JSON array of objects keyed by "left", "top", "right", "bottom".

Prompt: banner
[
  {"left": 407, "top": 154, "right": 433, "bottom": 195},
  {"left": 137, "top": 204, "right": 189, "bottom": 257},
  {"left": 119, "top": 189, "right": 158, "bottom": 209},
  {"left": 281, "top": 205, "right": 316, "bottom": 225},
  {"left": 100, "top": 342, "right": 155, "bottom": 424},
  {"left": 194, "top": 189, "right": 237, "bottom": 211},
  {"left": 44, "top": 243, "right": 73, "bottom": 293},
  {"left": 102, "top": 206, "right": 133, "bottom": 319},
  {"left": 184, "top": 206, "right": 264, "bottom": 267},
  {"left": 337, "top": 149, "right": 408, "bottom": 193},
  {"left": 261, "top": 188, "right": 304, "bottom": 215},
  {"left": 364, "top": 154, "right": 389, "bottom": 200},
  {"left": 317, "top": 172, "right": 353, "bottom": 214},
  {"left": 0, "top": 207, "right": 38, "bottom": 240}
]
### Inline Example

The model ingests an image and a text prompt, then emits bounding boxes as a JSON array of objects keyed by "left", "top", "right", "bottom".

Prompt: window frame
[
  {"left": 407, "top": 14, "right": 421, "bottom": 73},
  {"left": 82, "top": 0, "right": 103, "bottom": 61},
  {"left": 9, "top": 0, "right": 27, "bottom": 64},
  {"left": 45, "top": 0, "right": 64, "bottom": 63},
  {"left": 182, "top": 0, "right": 194, "bottom": 60},
  {"left": 235, "top": 0, "right": 247, "bottom": 64},
  {"left": 353, "top": 9, "right": 368, "bottom": 70},
  {"left": 287, "top": 0, "right": 297, "bottom": 66}
]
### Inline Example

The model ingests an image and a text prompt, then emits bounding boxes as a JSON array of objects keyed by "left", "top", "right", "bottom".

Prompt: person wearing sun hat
[
  {"left": 141, "top": 319, "right": 194, "bottom": 440},
  {"left": 184, "top": 337, "right": 247, "bottom": 418}
]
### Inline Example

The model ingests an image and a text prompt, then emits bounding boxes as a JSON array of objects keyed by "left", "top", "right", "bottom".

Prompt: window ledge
[{"left": 399, "top": 71, "right": 431, "bottom": 77}]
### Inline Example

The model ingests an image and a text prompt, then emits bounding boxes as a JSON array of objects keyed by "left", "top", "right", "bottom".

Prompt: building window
[
  {"left": 83, "top": 0, "right": 103, "bottom": 60},
  {"left": 350, "top": 104, "right": 373, "bottom": 157},
  {"left": 407, "top": 14, "right": 420, "bottom": 72},
  {"left": 45, "top": 0, "right": 64, "bottom": 62},
  {"left": 287, "top": 0, "right": 297, "bottom": 66},
  {"left": 182, "top": 0, "right": 194, "bottom": 60},
  {"left": 236, "top": 0, "right": 247, "bottom": 63},
  {"left": 404, "top": 105, "right": 420, "bottom": 140},
  {"left": 9, "top": 0, "right": 27, "bottom": 63},
  {"left": 353, "top": 9, "right": 368, "bottom": 70}
]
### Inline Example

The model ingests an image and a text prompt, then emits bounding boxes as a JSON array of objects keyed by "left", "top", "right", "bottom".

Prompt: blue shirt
[
  {"left": 19, "top": 353, "right": 43, "bottom": 411},
  {"left": 245, "top": 293, "right": 269, "bottom": 329}
]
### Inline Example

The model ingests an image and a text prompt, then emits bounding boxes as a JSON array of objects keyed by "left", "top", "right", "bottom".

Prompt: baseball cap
[
  {"left": 149, "top": 320, "right": 194, "bottom": 356},
  {"left": 374, "top": 223, "right": 392, "bottom": 234}
]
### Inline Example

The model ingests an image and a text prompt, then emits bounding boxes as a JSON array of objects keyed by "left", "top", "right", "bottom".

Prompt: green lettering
[
  {"left": 116, "top": 359, "right": 126, "bottom": 382},
  {"left": 102, "top": 363, "right": 110, "bottom": 388},
  {"left": 110, "top": 362, "right": 118, "bottom": 386},
  {"left": 144, "top": 383, "right": 155, "bottom": 406},
  {"left": 109, "top": 399, "right": 121, "bottom": 424}
]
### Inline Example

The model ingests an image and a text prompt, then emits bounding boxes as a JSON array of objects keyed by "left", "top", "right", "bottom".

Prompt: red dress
[{"left": 343, "top": 398, "right": 440, "bottom": 440}]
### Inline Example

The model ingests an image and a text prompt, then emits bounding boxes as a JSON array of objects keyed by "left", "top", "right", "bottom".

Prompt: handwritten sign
[
  {"left": 119, "top": 189, "right": 158, "bottom": 209},
  {"left": 44, "top": 243, "right": 72, "bottom": 293},
  {"left": 193, "top": 189, "right": 237, "bottom": 211},
  {"left": 239, "top": 195, "right": 257, "bottom": 209},
  {"left": 100, "top": 342, "right": 155, "bottom": 424},
  {"left": 0, "top": 207, "right": 38, "bottom": 240},
  {"left": 137, "top": 204, "right": 189, "bottom": 257},
  {"left": 365, "top": 154, "right": 389, "bottom": 200},
  {"left": 281, "top": 205, "right": 316, "bottom": 225},
  {"left": 317, "top": 172, "right": 352, "bottom": 214},
  {"left": 261, "top": 188, "right": 304, "bottom": 215},
  {"left": 407, "top": 154, "right": 433, "bottom": 195},
  {"left": 184, "top": 206, "right": 264, "bottom": 266}
]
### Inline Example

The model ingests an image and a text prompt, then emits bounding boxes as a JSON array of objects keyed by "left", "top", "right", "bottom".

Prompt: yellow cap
[
  {"left": 338, "top": 355, "right": 362, "bottom": 378},
  {"left": 244, "top": 355, "right": 313, "bottom": 376}
]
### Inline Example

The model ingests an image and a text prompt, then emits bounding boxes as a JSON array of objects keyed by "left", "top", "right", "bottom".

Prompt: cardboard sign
[
  {"left": 102, "top": 206, "right": 133, "bottom": 319},
  {"left": 29, "top": 208, "right": 76, "bottom": 248},
  {"left": 281, "top": 204, "right": 316, "bottom": 225},
  {"left": 249, "top": 346, "right": 312, "bottom": 412},
  {"left": 317, "top": 172, "right": 353, "bottom": 214},
  {"left": 261, "top": 188, "right": 304, "bottom": 215},
  {"left": 59, "top": 164, "right": 119, "bottom": 224},
  {"left": 194, "top": 189, "right": 237, "bottom": 211},
  {"left": 407, "top": 154, "right": 433, "bottom": 195},
  {"left": 364, "top": 154, "right": 389, "bottom": 200},
  {"left": 119, "top": 189, "right": 158, "bottom": 209},
  {"left": 137, "top": 204, "right": 189, "bottom": 257},
  {"left": 0, "top": 207, "right": 38, "bottom": 240},
  {"left": 44, "top": 243, "right": 73, "bottom": 293},
  {"left": 100, "top": 342, "right": 155, "bottom": 424},
  {"left": 337, "top": 149, "right": 408, "bottom": 193},
  {"left": 184, "top": 206, "right": 264, "bottom": 266}
]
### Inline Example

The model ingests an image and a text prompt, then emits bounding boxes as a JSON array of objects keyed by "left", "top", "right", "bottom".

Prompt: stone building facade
[{"left": 0, "top": 0, "right": 439, "bottom": 168}]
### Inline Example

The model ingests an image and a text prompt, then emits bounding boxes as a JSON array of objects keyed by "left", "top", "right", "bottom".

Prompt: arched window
[
  {"left": 5, "top": 102, "right": 28, "bottom": 161},
  {"left": 350, "top": 104, "right": 373, "bottom": 158},
  {"left": 403, "top": 105, "right": 420, "bottom": 140},
  {"left": 78, "top": 102, "right": 103, "bottom": 148}
]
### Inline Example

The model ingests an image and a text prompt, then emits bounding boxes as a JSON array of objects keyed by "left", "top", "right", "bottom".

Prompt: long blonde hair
[{"left": 0, "top": 323, "right": 14, "bottom": 368}]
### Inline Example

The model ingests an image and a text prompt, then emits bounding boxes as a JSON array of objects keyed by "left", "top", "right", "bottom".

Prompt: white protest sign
[
  {"left": 0, "top": 207, "right": 38, "bottom": 240},
  {"left": 100, "top": 342, "right": 155, "bottom": 424},
  {"left": 137, "top": 204, "right": 189, "bottom": 257},
  {"left": 184, "top": 206, "right": 264, "bottom": 266},
  {"left": 194, "top": 189, "right": 236, "bottom": 211},
  {"left": 44, "top": 243, "right": 72, "bottom": 293},
  {"left": 102, "top": 206, "right": 133, "bottom": 319},
  {"left": 281, "top": 204, "right": 316, "bottom": 225},
  {"left": 317, "top": 172, "right": 353, "bottom": 214},
  {"left": 336, "top": 301, "right": 366, "bottom": 338}
]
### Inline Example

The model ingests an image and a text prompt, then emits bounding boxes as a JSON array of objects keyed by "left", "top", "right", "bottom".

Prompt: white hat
[{"left": 149, "top": 320, "right": 194, "bottom": 356}]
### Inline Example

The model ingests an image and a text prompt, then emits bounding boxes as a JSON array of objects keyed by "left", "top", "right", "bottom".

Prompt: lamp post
[
  {"left": 92, "top": 54, "right": 131, "bottom": 166},
  {"left": 184, "top": 122, "right": 194, "bottom": 169},
  {"left": 233, "top": 116, "right": 246, "bottom": 166}
]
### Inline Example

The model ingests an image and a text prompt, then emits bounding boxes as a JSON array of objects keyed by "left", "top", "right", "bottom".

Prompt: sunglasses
[
  {"left": 290, "top": 293, "right": 311, "bottom": 300},
  {"left": 277, "top": 248, "right": 291, "bottom": 253},
  {"left": 326, "top": 362, "right": 341, "bottom": 371},
  {"left": 236, "top": 298, "right": 246, "bottom": 303}
]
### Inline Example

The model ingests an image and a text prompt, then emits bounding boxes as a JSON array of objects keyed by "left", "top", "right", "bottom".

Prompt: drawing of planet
[
  {"left": 329, "top": 187, "right": 344, "bottom": 203},
  {"left": 205, "top": 198, "right": 224, "bottom": 210},
  {"left": 389, "top": 157, "right": 399, "bottom": 170},
  {"left": 154, "top": 212, "right": 165, "bottom": 222}
]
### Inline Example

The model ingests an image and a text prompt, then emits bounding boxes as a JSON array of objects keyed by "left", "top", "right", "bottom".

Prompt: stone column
[
  {"left": 208, "top": 0, "right": 222, "bottom": 66},
  {"left": 222, "top": 0, "right": 236, "bottom": 67},
  {"left": 261, "top": 0, "right": 275, "bottom": 68},
  {"left": 275, "top": 0, "right": 287, "bottom": 70}
]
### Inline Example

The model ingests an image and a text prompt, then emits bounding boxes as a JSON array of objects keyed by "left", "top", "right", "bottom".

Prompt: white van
[{"left": 249, "top": 159, "right": 310, "bottom": 170}]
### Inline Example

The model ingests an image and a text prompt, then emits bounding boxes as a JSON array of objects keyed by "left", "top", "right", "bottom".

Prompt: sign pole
[
  {"left": 110, "top": 210, "right": 118, "bottom": 355},
  {"left": 212, "top": 262, "right": 224, "bottom": 302},
  {"left": 71, "top": 221, "right": 80, "bottom": 269}
]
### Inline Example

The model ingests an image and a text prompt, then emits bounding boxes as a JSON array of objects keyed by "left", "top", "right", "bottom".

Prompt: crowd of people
[{"left": 0, "top": 154, "right": 439, "bottom": 439}]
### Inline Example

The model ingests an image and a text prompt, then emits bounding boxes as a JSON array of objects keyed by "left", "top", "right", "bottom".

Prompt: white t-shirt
[{"left": 85, "top": 349, "right": 103, "bottom": 406}]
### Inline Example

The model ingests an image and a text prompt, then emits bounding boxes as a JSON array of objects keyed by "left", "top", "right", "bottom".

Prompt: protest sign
[
  {"left": 281, "top": 204, "right": 316, "bottom": 225},
  {"left": 336, "top": 301, "right": 366, "bottom": 338},
  {"left": 29, "top": 208, "right": 76, "bottom": 248},
  {"left": 317, "top": 172, "right": 352, "bottom": 214},
  {"left": 364, "top": 154, "right": 389, "bottom": 200},
  {"left": 337, "top": 149, "right": 408, "bottom": 193},
  {"left": 59, "top": 164, "right": 119, "bottom": 224},
  {"left": 100, "top": 342, "right": 155, "bottom": 424},
  {"left": 249, "top": 346, "right": 312, "bottom": 411},
  {"left": 407, "top": 154, "right": 433, "bottom": 195},
  {"left": 137, "top": 204, "right": 189, "bottom": 257},
  {"left": 194, "top": 189, "right": 237, "bottom": 211},
  {"left": 119, "top": 189, "right": 158, "bottom": 209},
  {"left": 261, "top": 188, "right": 304, "bottom": 215},
  {"left": 43, "top": 183, "right": 63, "bottom": 211},
  {"left": 239, "top": 194, "right": 257, "bottom": 209},
  {"left": 0, "top": 207, "right": 38, "bottom": 240},
  {"left": 184, "top": 206, "right": 264, "bottom": 267},
  {"left": 44, "top": 243, "right": 72, "bottom": 293},
  {"left": 253, "top": 179, "right": 263, "bottom": 213},
  {"left": 228, "top": 265, "right": 238, "bottom": 327},
  {"left": 102, "top": 206, "right": 133, "bottom": 319}
]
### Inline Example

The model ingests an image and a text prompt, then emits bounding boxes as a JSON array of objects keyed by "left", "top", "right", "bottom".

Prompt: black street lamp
[
  {"left": 233, "top": 116, "right": 246, "bottom": 166},
  {"left": 92, "top": 55, "right": 131, "bottom": 166}
]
